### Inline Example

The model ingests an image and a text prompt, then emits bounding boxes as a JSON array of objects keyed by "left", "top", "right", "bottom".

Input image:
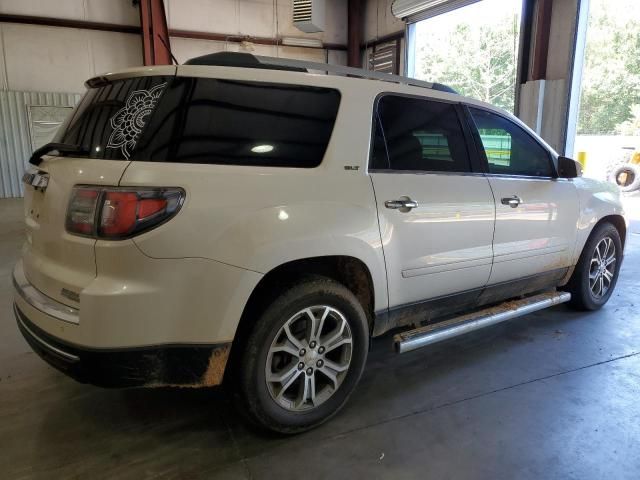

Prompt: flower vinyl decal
[{"left": 106, "top": 82, "right": 166, "bottom": 159}]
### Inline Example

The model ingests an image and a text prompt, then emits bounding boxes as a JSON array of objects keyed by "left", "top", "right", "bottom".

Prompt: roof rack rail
[{"left": 185, "top": 52, "right": 458, "bottom": 94}]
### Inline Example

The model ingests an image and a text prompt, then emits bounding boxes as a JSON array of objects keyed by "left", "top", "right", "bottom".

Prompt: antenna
[{"left": 157, "top": 35, "right": 179, "bottom": 65}]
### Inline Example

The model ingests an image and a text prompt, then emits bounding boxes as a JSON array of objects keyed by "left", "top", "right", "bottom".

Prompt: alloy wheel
[
  {"left": 265, "top": 306, "right": 353, "bottom": 412},
  {"left": 589, "top": 237, "right": 616, "bottom": 299}
]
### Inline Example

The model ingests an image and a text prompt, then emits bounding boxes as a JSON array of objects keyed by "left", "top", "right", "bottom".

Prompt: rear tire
[
  {"left": 564, "top": 222, "right": 622, "bottom": 311},
  {"left": 238, "top": 276, "right": 369, "bottom": 434}
]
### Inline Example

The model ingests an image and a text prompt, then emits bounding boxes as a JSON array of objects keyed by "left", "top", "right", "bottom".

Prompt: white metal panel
[
  {"left": 519, "top": 80, "right": 546, "bottom": 134},
  {"left": 0, "top": 90, "right": 80, "bottom": 198},
  {"left": 540, "top": 79, "right": 567, "bottom": 153},
  {"left": 0, "top": 0, "right": 138, "bottom": 24},
  {"left": 0, "top": 24, "right": 7, "bottom": 91},
  {"left": 1, "top": 23, "right": 92, "bottom": 93},
  {"left": 392, "top": 0, "right": 481, "bottom": 21}
]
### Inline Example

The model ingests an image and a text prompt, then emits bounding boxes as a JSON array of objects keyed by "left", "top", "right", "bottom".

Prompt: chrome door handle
[
  {"left": 501, "top": 195, "right": 522, "bottom": 208},
  {"left": 385, "top": 197, "right": 418, "bottom": 211}
]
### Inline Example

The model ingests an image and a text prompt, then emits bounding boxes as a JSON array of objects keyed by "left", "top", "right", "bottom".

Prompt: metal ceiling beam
[
  {"left": 169, "top": 29, "right": 347, "bottom": 51},
  {"left": 0, "top": 13, "right": 140, "bottom": 34}
]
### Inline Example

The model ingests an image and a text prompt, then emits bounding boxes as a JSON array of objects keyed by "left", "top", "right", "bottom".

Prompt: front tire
[
  {"left": 238, "top": 277, "right": 369, "bottom": 434},
  {"left": 564, "top": 222, "right": 623, "bottom": 310}
]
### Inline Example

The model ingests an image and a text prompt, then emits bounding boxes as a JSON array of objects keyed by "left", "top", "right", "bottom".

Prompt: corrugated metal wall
[{"left": 0, "top": 91, "right": 81, "bottom": 198}]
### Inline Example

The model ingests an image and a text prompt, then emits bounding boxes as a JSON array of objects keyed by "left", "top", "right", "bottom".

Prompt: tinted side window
[
  {"left": 370, "top": 113, "right": 390, "bottom": 169},
  {"left": 135, "top": 77, "right": 341, "bottom": 167},
  {"left": 469, "top": 108, "right": 554, "bottom": 177},
  {"left": 372, "top": 95, "right": 471, "bottom": 173}
]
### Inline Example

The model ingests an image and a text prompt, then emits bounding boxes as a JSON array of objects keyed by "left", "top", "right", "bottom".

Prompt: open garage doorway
[
  {"left": 572, "top": 0, "right": 640, "bottom": 188},
  {"left": 407, "top": 0, "right": 522, "bottom": 113}
]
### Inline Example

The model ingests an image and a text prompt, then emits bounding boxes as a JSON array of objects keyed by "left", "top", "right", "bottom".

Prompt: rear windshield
[
  {"left": 133, "top": 78, "right": 341, "bottom": 168},
  {"left": 55, "top": 76, "right": 171, "bottom": 160}
]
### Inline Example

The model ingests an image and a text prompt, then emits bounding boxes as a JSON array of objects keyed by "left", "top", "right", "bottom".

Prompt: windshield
[{"left": 53, "top": 76, "right": 171, "bottom": 160}]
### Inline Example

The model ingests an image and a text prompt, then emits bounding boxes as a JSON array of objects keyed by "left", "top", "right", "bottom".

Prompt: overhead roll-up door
[{"left": 391, "top": 0, "right": 482, "bottom": 22}]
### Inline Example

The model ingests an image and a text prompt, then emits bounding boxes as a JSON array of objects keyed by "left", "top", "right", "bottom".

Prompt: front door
[
  {"left": 467, "top": 107, "right": 580, "bottom": 285},
  {"left": 370, "top": 95, "right": 496, "bottom": 310}
]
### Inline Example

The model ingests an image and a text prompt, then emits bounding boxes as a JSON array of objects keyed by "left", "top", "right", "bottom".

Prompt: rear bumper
[
  {"left": 18, "top": 240, "right": 262, "bottom": 348},
  {"left": 13, "top": 242, "right": 259, "bottom": 387},
  {"left": 14, "top": 303, "right": 231, "bottom": 388},
  {"left": 13, "top": 258, "right": 79, "bottom": 325}
]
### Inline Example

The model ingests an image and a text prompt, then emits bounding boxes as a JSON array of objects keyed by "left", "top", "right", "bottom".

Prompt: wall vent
[
  {"left": 292, "top": 0, "right": 325, "bottom": 33},
  {"left": 369, "top": 41, "right": 401, "bottom": 75}
]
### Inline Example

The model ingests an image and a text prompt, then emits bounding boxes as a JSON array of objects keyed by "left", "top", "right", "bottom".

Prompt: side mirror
[{"left": 557, "top": 156, "right": 582, "bottom": 178}]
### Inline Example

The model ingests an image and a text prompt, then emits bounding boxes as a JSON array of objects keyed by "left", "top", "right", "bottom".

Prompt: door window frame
[
  {"left": 368, "top": 92, "right": 485, "bottom": 176},
  {"left": 461, "top": 104, "right": 559, "bottom": 179}
]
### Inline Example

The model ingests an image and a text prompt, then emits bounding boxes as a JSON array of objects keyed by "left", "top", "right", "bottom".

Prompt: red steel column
[
  {"left": 139, "top": 0, "right": 172, "bottom": 65},
  {"left": 348, "top": 0, "right": 363, "bottom": 67},
  {"left": 530, "top": 0, "right": 553, "bottom": 80}
]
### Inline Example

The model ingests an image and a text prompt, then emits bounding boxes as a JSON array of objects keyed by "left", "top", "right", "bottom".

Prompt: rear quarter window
[{"left": 133, "top": 77, "right": 341, "bottom": 168}]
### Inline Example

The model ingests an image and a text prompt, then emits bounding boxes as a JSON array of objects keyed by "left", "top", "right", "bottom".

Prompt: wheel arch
[
  {"left": 226, "top": 255, "right": 377, "bottom": 381},
  {"left": 593, "top": 214, "right": 627, "bottom": 250},
  {"left": 567, "top": 213, "right": 627, "bottom": 278},
  {"left": 561, "top": 213, "right": 626, "bottom": 310}
]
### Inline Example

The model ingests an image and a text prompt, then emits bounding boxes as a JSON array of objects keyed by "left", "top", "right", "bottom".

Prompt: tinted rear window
[
  {"left": 55, "top": 76, "right": 170, "bottom": 160},
  {"left": 133, "top": 77, "right": 341, "bottom": 168}
]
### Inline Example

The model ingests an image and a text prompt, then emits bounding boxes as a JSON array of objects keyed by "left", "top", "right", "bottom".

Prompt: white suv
[{"left": 14, "top": 53, "right": 626, "bottom": 433}]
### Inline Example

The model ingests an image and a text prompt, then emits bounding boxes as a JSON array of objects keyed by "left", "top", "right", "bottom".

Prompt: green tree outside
[
  {"left": 579, "top": 0, "right": 640, "bottom": 135},
  {"left": 413, "top": 0, "right": 640, "bottom": 136},
  {"left": 414, "top": 5, "right": 520, "bottom": 112}
]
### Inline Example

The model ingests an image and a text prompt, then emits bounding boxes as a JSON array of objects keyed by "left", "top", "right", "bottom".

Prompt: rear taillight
[
  {"left": 66, "top": 186, "right": 184, "bottom": 239},
  {"left": 66, "top": 188, "right": 100, "bottom": 235}
]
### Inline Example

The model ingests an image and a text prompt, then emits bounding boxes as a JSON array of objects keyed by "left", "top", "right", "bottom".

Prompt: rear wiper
[{"left": 29, "top": 142, "right": 90, "bottom": 166}]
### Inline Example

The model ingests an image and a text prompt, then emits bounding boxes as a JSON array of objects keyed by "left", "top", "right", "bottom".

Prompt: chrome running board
[{"left": 394, "top": 291, "right": 571, "bottom": 354}]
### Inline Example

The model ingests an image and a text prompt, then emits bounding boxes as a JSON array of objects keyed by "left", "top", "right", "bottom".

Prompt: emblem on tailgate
[
  {"left": 61, "top": 288, "right": 80, "bottom": 303},
  {"left": 22, "top": 171, "right": 49, "bottom": 190}
]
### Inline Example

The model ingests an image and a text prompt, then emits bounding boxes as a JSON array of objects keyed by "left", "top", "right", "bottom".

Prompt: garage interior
[{"left": 1, "top": 0, "right": 639, "bottom": 478}]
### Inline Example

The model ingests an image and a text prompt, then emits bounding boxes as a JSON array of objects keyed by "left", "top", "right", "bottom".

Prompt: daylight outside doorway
[
  {"left": 573, "top": 0, "right": 640, "bottom": 191},
  {"left": 408, "top": 0, "right": 522, "bottom": 113}
]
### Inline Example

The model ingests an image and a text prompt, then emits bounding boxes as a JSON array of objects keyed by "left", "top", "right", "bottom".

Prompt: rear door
[
  {"left": 466, "top": 107, "right": 579, "bottom": 285},
  {"left": 369, "top": 95, "right": 496, "bottom": 311},
  {"left": 21, "top": 72, "right": 173, "bottom": 308}
]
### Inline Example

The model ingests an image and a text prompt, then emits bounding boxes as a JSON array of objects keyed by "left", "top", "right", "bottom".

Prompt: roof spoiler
[{"left": 84, "top": 65, "right": 178, "bottom": 89}]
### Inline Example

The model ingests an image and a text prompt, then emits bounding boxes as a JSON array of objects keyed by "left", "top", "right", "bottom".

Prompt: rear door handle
[
  {"left": 385, "top": 197, "right": 418, "bottom": 211},
  {"left": 501, "top": 195, "right": 522, "bottom": 208}
]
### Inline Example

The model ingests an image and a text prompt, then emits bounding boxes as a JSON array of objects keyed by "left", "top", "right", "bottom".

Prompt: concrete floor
[{"left": 1, "top": 196, "right": 640, "bottom": 480}]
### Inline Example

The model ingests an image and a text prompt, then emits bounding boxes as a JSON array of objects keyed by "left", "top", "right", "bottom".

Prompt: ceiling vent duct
[
  {"left": 292, "top": 0, "right": 325, "bottom": 33},
  {"left": 391, "top": 0, "right": 481, "bottom": 21}
]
